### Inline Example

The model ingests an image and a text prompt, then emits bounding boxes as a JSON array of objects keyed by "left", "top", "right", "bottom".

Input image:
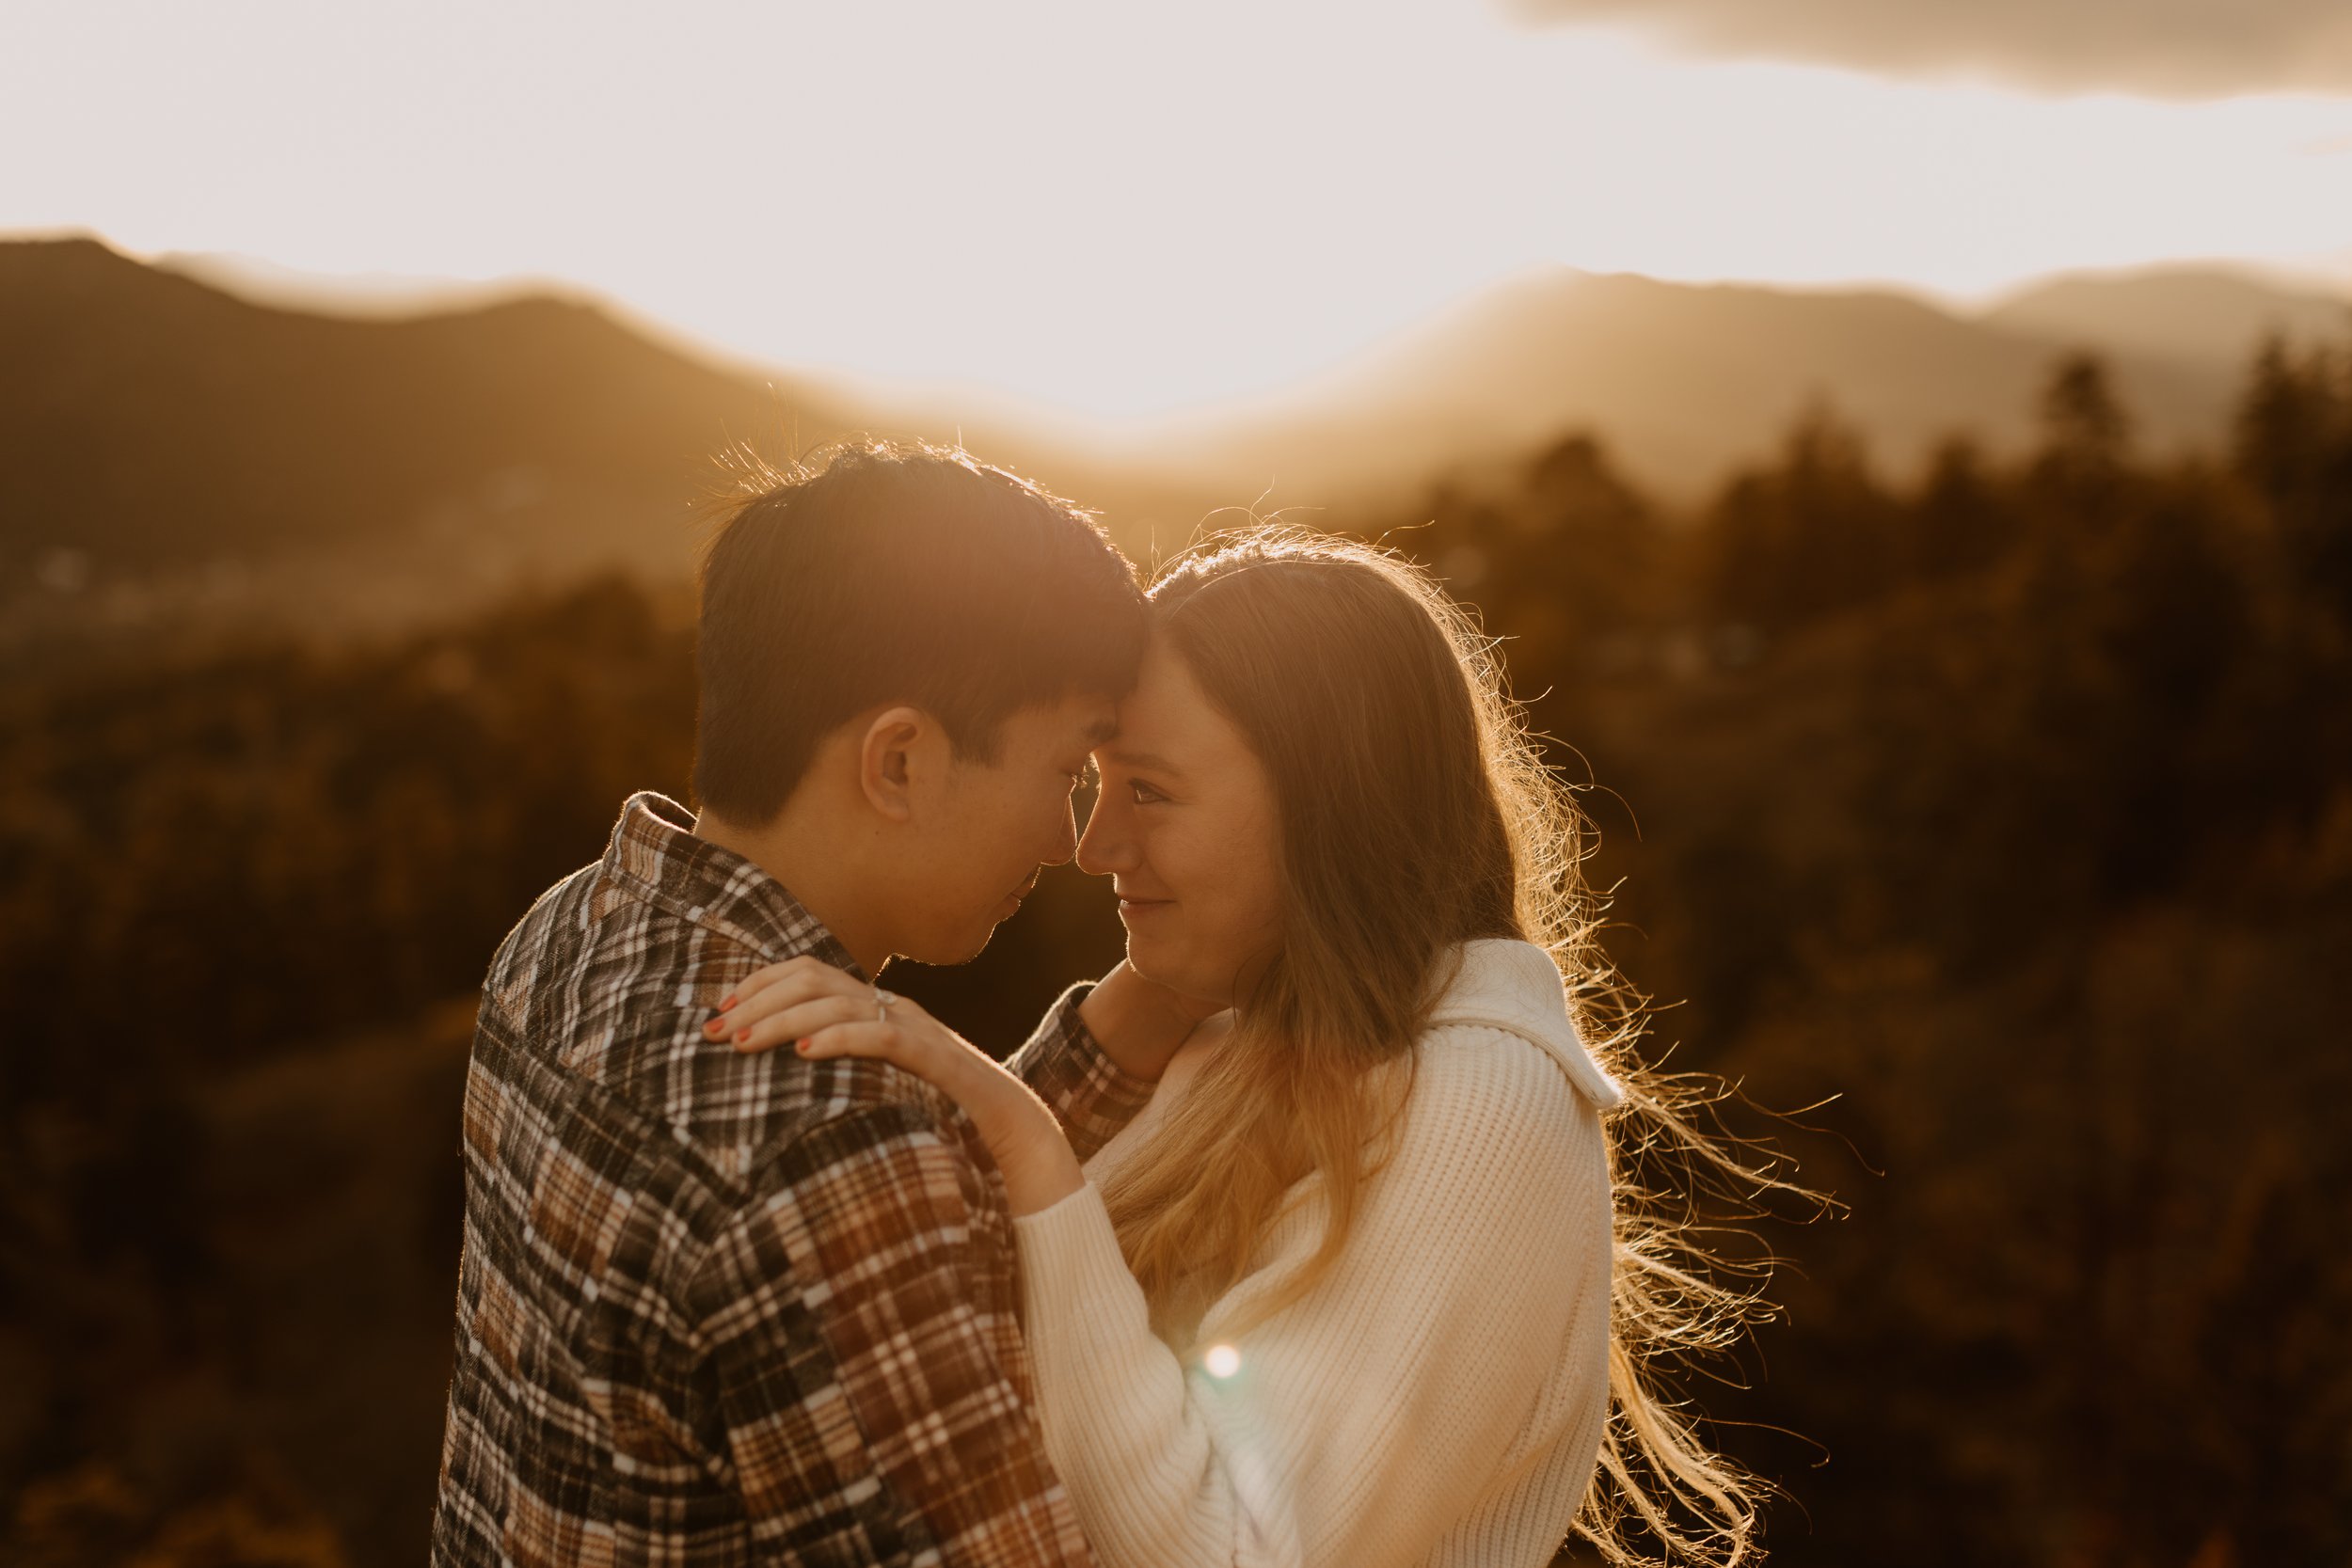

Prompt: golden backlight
[{"left": 7, "top": 8, "right": 2352, "bottom": 1568}]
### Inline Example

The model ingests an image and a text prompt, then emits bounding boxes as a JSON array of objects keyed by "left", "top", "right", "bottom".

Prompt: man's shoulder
[
  {"left": 685, "top": 1050, "right": 984, "bottom": 1199},
  {"left": 531, "top": 933, "right": 975, "bottom": 1197},
  {"left": 479, "top": 859, "right": 610, "bottom": 1006},
  {"left": 471, "top": 857, "right": 982, "bottom": 1193}
]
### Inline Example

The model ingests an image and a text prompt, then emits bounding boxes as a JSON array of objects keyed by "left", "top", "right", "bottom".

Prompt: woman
[{"left": 722, "top": 528, "right": 1790, "bottom": 1568}]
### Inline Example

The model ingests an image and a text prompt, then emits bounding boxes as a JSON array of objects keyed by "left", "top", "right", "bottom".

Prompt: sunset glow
[{"left": 5, "top": 0, "right": 2348, "bottom": 416}]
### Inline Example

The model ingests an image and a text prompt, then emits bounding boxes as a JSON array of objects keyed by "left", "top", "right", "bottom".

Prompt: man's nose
[{"left": 1043, "top": 794, "right": 1082, "bottom": 866}]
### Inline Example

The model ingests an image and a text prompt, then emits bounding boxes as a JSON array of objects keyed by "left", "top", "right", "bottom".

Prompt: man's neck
[{"left": 691, "top": 804, "right": 893, "bottom": 976}]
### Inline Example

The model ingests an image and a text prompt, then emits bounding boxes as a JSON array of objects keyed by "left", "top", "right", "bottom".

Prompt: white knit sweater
[{"left": 1012, "top": 938, "right": 1627, "bottom": 1568}]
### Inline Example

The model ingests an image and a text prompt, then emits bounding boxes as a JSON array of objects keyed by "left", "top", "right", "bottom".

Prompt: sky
[{"left": 4, "top": 0, "right": 2349, "bottom": 418}]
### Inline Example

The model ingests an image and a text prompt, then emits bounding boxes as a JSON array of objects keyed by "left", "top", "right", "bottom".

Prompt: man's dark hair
[{"left": 692, "top": 438, "right": 1147, "bottom": 826}]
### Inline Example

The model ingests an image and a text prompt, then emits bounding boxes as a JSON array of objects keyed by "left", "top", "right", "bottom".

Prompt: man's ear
[{"left": 856, "top": 706, "right": 932, "bottom": 823}]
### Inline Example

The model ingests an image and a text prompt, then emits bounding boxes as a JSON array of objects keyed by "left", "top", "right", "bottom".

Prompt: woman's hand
[
  {"left": 1079, "top": 958, "right": 1228, "bottom": 1082},
  {"left": 707, "top": 957, "right": 1084, "bottom": 1215}
]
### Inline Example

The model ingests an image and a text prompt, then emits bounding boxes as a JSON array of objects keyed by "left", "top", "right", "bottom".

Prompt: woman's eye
[{"left": 1129, "top": 779, "right": 1168, "bottom": 805}]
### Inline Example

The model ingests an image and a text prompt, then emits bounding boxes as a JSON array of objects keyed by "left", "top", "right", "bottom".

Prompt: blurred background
[{"left": 3, "top": 3, "right": 2349, "bottom": 1565}]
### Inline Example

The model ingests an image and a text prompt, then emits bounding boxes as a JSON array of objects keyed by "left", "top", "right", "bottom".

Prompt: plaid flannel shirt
[{"left": 432, "top": 790, "right": 1156, "bottom": 1567}]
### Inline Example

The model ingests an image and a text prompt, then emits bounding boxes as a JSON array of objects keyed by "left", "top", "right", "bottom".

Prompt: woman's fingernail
[
  {"left": 794, "top": 1038, "right": 810, "bottom": 1054},
  {"left": 720, "top": 996, "right": 737, "bottom": 1011},
  {"left": 734, "top": 1028, "right": 751, "bottom": 1043}
]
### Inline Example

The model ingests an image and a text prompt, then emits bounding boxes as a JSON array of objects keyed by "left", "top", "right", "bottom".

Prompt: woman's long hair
[{"left": 1094, "top": 524, "right": 1814, "bottom": 1567}]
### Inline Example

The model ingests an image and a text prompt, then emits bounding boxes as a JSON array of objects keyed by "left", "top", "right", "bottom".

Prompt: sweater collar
[{"left": 1427, "top": 938, "right": 1629, "bottom": 1110}]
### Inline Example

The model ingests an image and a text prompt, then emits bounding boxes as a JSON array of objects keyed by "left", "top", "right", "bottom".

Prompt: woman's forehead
[{"left": 1105, "top": 643, "right": 1246, "bottom": 770}]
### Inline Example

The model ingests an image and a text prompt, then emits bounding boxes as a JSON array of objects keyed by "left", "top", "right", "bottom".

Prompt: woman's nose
[{"left": 1076, "top": 801, "right": 1136, "bottom": 877}]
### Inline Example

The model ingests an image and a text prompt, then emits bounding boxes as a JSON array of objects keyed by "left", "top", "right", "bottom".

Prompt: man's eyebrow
[
  {"left": 1103, "top": 748, "right": 1184, "bottom": 777},
  {"left": 1084, "top": 715, "right": 1120, "bottom": 745}
]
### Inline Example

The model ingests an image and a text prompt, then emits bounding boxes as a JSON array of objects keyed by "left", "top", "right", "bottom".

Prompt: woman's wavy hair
[{"left": 1094, "top": 523, "right": 1818, "bottom": 1567}]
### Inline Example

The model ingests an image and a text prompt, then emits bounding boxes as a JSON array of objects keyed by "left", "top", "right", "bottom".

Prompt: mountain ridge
[
  {"left": 1170, "top": 262, "right": 2344, "bottom": 510},
  {"left": 5, "top": 236, "right": 2342, "bottom": 644}
]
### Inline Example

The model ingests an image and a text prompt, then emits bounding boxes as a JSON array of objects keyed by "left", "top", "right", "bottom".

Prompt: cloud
[{"left": 1509, "top": 0, "right": 2352, "bottom": 98}]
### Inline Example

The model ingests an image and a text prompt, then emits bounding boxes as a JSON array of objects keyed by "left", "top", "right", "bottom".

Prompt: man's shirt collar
[{"left": 601, "top": 789, "right": 867, "bottom": 981}]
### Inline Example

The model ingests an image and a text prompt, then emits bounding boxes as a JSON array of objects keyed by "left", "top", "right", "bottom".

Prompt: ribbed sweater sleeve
[{"left": 1009, "top": 1027, "right": 1613, "bottom": 1568}]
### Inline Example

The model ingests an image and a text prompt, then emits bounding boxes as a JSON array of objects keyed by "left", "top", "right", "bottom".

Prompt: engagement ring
[{"left": 874, "top": 988, "right": 898, "bottom": 1022}]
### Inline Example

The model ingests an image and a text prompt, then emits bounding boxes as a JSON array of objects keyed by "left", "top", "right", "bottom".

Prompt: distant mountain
[
  {"left": 1981, "top": 267, "right": 2352, "bottom": 373},
  {"left": 1164, "top": 265, "right": 2347, "bottom": 510},
  {"left": 0, "top": 237, "right": 840, "bottom": 566}
]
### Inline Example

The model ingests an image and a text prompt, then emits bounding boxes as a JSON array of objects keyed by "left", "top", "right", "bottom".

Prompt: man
[{"left": 431, "top": 441, "right": 1162, "bottom": 1566}]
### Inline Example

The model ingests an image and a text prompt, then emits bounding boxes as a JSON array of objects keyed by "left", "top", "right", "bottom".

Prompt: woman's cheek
[{"left": 1134, "top": 816, "right": 1171, "bottom": 886}]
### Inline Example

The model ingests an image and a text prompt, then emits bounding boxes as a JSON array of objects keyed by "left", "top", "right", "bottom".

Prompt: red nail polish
[
  {"left": 794, "top": 1039, "right": 810, "bottom": 1053},
  {"left": 720, "top": 996, "right": 737, "bottom": 1011}
]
